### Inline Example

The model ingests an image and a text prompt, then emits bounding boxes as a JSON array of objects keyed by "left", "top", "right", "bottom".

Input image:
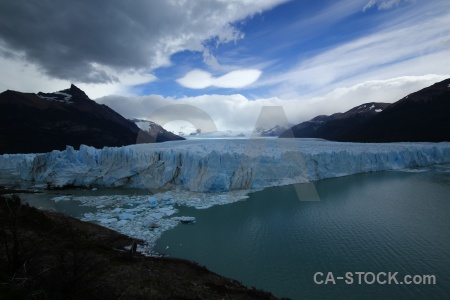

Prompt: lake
[
  {"left": 154, "top": 164, "right": 450, "bottom": 299},
  {"left": 2, "top": 163, "right": 450, "bottom": 299}
]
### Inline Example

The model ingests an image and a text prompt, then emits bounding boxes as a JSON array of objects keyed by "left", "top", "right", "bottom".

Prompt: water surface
[
  {"left": 155, "top": 165, "right": 450, "bottom": 299},
  {"left": 2, "top": 164, "right": 450, "bottom": 299}
]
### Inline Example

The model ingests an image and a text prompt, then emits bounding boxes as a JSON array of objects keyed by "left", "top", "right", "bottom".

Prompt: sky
[{"left": 1, "top": 0, "right": 450, "bottom": 132}]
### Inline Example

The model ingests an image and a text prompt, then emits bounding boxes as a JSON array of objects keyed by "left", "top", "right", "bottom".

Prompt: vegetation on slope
[{"left": 0, "top": 194, "right": 281, "bottom": 300}]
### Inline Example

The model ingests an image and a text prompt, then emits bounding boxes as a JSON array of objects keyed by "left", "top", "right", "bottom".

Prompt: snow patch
[
  {"left": 134, "top": 120, "right": 156, "bottom": 132},
  {"left": 55, "top": 92, "right": 72, "bottom": 102},
  {"left": 38, "top": 91, "right": 73, "bottom": 103}
]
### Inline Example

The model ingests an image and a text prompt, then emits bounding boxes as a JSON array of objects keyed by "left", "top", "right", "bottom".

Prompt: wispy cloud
[
  {"left": 363, "top": 0, "right": 414, "bottom": 11},
  {"left": 295, "top": 0, "right": 367, "bottom": 30},
  {"left": 244, "top": 0, "right": 367, "bottom": 59},
  {"left": 256, "top": 1, "right": 450, "bottom": 98}
]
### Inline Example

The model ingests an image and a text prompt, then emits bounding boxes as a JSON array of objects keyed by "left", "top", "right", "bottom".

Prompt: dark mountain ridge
[
  {"left": 0, "top": 85, "right": 184, "bottom": 154},
  {"left": 280, "top": 78, "right": 450, "bottom": 142},
  {"left": 338, "top": 78, "right": 450, "bottom": 142},
  {"left": 280, "top": 102, "right": 390, "bottom": 140},
  {"left": 130, "top": 118, "right": 184, "bottom": 142}
]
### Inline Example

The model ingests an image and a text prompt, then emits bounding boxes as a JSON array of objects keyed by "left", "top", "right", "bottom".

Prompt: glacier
[{"left": 1, "top": 139, "right": 450, "bottom": 192}]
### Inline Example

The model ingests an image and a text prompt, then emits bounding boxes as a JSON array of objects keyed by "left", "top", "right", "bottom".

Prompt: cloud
[
  {"left": 0, "top": 54, "right": 157, "bottom": 98},
  {"left": 363, "top": 0, "right": 413, "bottom": 11},
  {"left": 97, "top": 74, "right": 448, "bottom": 132},
  {"left": 176, "top": 69, "right": 262, "bottom": 89},
  {"left": 0, "top": 0, "right": 287, "bottom": 84},
  {"left": 257, "top": 1, "right": 450, "bottom": 98},
  {"left": 295, "top": 0, "right": 366, "bottom": 31},
  {"left": 0, "top": 55, "right": 68, "bottom": 94},
  {"left": 202, "top": 49, "right": 221, "bottom": 70}
]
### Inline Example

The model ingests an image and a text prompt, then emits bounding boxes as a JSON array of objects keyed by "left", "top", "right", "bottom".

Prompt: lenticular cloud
[{"left": 177, "top": 69, "right": 262, "bottom": 89}]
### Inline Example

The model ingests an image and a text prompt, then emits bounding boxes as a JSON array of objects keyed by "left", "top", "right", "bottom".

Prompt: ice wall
[
  {"left": 0, "top": 153, "right": 36, "bottom": 170},
  {"left": 1, "top": 139, "right": 450, "bottom": 192}
]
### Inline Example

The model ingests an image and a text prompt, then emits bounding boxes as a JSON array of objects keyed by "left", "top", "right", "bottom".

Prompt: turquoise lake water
[
  {"left": 154, "top": 165, "right": 450, "bottom": 299},
  {"left": 2, "top": 164, "right": 450, "bottom": 299}
]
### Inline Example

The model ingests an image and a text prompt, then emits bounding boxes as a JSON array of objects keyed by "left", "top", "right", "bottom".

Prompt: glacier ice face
[
  {"left": 0, "top": 153, "right": 36, "bottom": 170},
  {"left": 1, "top": 139, "right": 450, "bottom": 192}
]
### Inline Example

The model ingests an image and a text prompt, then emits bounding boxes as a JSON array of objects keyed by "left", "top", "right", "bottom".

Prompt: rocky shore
[{"left": 0, "top": 193, "right": 283, "bottom": 299}]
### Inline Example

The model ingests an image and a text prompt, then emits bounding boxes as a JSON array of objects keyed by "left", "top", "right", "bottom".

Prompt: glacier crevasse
[{"left": 1, "top": 139, "right": 450, "bottom": 192}]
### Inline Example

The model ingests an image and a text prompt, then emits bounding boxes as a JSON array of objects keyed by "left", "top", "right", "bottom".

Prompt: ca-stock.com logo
[{"left": 135, "top": 104, "right": 321, "bottom": 202}]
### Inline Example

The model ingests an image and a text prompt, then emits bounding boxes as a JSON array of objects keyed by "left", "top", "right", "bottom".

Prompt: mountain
[
  {"left": 279, "top": 102, "right": 390, "bottom": 139},
  {"left": 130, "top": 119, "right": 184, "bottom": 142},
  {"left": 279, "top": 115, "right": 337, "bottom": 138},
  {"left": 281, "top": 78, "right": 450, "bottom": 142},
  {"left": 0, "top": 85, "right": 184, "bottom": 154},
  {"left": 336, "top": 78, "right": 450, "bottom": 142},
  {"left": 257, "top": 124, "right": 293, "bottom": 137},
  {"left": 186, "top": 130, "right": 250, "bottom": 138}
]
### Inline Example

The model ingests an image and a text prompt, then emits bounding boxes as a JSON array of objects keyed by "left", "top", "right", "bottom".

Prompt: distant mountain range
[
  {"left": 170, "top": 124, "right": 293, "bottom": 138},
  {"left": 257, "top": 124, "right": 293, "bottom": 137},
  {"left": 130, "top": 118, "right": 184, "bottom": 141},
  {"left": 280, "top": 78, "right": 450, "bottom": 142},
  {"left": 0, "top": 85, "right": 183, "bottom": 154},
  {"left": 2, "top": 78, "right": 448, "bottom": 155},
  {"left": 279, "top": 102, "right": 390, "bottom": 139}
]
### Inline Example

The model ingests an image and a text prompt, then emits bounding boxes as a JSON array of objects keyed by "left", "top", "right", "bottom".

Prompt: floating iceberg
[
  {"left": 72, "top": 190, "right": 246, "bottom": 253},
  {"left": 1, "top": 139, "right": 450, "bottom": 192},
  {"left": 173, "top": 216, "right": 196, "bottom": 224}
]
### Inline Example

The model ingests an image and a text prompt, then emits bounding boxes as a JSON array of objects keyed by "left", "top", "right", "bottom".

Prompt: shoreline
[
  {"left": 2, "top": 161, "right": 448, "bottom": 256},
  {"left": 0, "top": 193, "right": 283, "bottom": 299},
  {"left": 2, "top": 162, "right": 449, "bottom": 299}
]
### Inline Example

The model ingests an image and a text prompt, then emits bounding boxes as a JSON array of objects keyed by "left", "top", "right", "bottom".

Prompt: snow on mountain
[
  {"left": 176, "top": 125, "right": 293, "bottom": 139},
  {"left": 36, "top": 85, "right": 90, "bottom": 104},
  {"left": 172, "top": 124, "right": 199, "bottom": 136},
  {"left": 129, "top": 118, "right": 185, "bottom": 142},
  {"left": 340, "top": 78, "right": 450, "bottom": 142},
  {"left": 335, "top": 102, "right": 390, "bottom": 118},
  {"left": 37, "top": 91, "right": 73, "bottom": 103},
  {"left": 186, "top": 130, "right": 252, "bottom": 139},
  {"left": 280, "top": 102, "right": 390, "bottom": 139},
  {"left": 132, "top": 119, "right": 158, "bottom": 132},
  {"left": 2, "top": 139, "right": 450, "bottom": 192},
  {"left": 282, "top": 78, "right": 450, "bottom": 142},
  {"left": 0, "top": 84, "right": 184, "bottom": 154},
  {"left": 257, "top": 124, "right": 293, "bottom": 137}
]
